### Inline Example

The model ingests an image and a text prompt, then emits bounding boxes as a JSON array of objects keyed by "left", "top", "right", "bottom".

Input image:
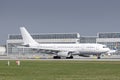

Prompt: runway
[
  {"left": 1, "top": 58, "right": 120, "bottom": 61},
  {"left": 33, "top": 58, "right": 120, "bottom": 61},
  {"left": 0, "top": 55, "right": 120, "bottom": 61}
]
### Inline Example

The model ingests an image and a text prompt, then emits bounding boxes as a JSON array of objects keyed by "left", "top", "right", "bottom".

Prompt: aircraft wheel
[
  {"left": 66, "top": 56, "right": 73, "bottom": 59},
  {"left": 97, "top": 56, "right": 101, "bottom": 59},
  {"left": 53, "top": 56, "right": 61, "bottom": 59}
]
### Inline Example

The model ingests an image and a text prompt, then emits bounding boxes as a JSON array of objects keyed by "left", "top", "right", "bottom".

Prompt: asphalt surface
[
  {"left": 1, "top": 55, "right": 120, "bottom": 61},
  {"left": 1, "top": 58, "right": 120, "bottom": 61}
]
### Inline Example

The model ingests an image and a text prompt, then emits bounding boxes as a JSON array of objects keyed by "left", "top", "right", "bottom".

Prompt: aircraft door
[{"left": 96, "top": 46, "right": 99, "bottom": 52}]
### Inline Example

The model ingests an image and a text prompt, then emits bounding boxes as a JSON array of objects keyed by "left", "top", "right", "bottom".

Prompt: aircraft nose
[{"left": 107, "top": 48, "right": 110, "bottom": 51}]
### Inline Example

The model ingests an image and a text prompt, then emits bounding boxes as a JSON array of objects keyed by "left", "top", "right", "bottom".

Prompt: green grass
[{"left": 0, "top": 60, "right": 120, "bottom": 80}]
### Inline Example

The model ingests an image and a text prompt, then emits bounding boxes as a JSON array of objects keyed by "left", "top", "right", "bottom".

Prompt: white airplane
[{"left": 20, "top": 27, "right": 111, "bottom": 59}]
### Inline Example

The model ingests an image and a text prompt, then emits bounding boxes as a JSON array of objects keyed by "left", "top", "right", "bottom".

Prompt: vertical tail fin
[{"left": 20, "top": 27, "right": 39, "bottom": 47}]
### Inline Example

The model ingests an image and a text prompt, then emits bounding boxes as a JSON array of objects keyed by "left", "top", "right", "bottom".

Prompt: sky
[{"left": 0, "top": 0, "right": 120, "bottom": 44}]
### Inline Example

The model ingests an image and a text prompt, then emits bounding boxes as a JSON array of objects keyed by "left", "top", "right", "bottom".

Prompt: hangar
[{"left": 97, "top": 32, "right": 120, "bottom": 51}]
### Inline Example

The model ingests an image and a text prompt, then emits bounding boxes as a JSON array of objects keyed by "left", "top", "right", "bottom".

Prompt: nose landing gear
[{"left": 97, "top": 54, "right": 101, "bottom": 59}]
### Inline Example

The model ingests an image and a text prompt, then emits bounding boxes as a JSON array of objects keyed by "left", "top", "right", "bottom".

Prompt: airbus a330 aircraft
[{"left": 20, "top": 27, "right": 111, "bottom": 59}]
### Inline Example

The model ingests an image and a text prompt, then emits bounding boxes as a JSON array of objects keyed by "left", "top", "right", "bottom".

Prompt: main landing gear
[
  {"left": 53, "top": 56, "right": 73, "bottom": 59},
  {"left": 53, "top": 56, "right": 61, "bottom": 59}
]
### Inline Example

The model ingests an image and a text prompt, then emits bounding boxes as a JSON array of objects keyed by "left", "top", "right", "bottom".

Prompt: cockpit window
[{"left": 103, "top": 46, "right": 107, "bottom": 48}]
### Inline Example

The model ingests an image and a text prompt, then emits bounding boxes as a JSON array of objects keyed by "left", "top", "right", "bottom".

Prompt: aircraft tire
[
  {"left": 66, "top": 56, "right": 73, "bottom": 59},
  {"left": 97, "top": 56, "right": 101, "bottom": 59},
  {"left": 53, "top": 56, "right": 61, "bottom": 59}
]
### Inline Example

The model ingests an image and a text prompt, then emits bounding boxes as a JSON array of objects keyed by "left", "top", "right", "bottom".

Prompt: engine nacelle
[{"left": 57, "top": 51, "right": 71, "bottom": 57}]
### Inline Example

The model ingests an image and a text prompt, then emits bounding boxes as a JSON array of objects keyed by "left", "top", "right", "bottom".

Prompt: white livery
[{"left": 20, "top": 27, "right": 111, "bottom": 59}]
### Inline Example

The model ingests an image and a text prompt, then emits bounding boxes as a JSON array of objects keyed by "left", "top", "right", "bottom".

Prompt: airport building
[
  {"left": 80, "top": 36, "right": 97, "bottom": 43},
  {"left": 97, "top": 32, "right": 120, "bottom": 50},
  {"left": 6, "top": 32, "right": 120, "bottom": 57}
]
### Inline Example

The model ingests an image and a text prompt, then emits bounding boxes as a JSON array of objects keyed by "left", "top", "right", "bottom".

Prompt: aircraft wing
[{"left": 17, "top": 46, "right": 67, "bottom": 54}]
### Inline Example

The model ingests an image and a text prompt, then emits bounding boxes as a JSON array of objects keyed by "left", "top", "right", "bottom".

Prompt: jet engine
[
  {"left": 57, "top": 51, "right": 71, "bottom": 57},
  {"left": 53, "top": 51, "right": 73, "bottom": 59}
]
